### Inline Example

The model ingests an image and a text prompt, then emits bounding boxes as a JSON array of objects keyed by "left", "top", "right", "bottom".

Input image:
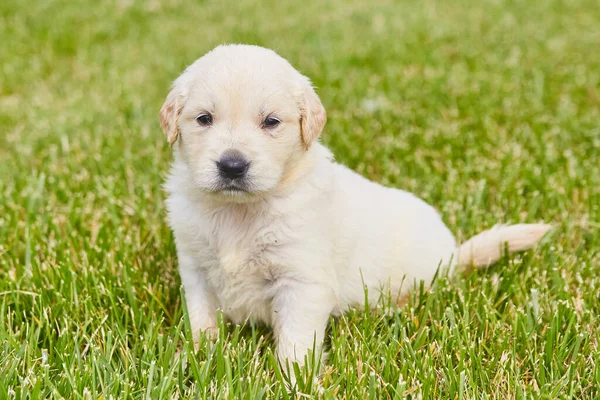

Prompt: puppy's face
[{"left": 160, "top": 45, "right": 326, "bottom": 202}]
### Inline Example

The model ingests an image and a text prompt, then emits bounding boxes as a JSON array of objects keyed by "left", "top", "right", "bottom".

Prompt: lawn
[{"left": 1, "top": 0, "right": 599, "bottom": 398}]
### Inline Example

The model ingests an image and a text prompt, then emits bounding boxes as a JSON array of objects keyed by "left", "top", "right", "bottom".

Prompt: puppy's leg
[
  {"left": 272, "top": 282, "right": 335, "bottom": 379},
  {"left": 178, "top": 253, "right": 219, "bottom": 341}
]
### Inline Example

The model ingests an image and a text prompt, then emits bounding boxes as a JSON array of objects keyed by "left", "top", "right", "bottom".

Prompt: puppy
[{"left": 160, "top": 44, "right": 550, "bottom": 373}]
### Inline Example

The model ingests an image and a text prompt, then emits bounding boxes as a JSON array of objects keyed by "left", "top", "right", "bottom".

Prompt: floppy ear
[
  {"left": 299, "top": 83, "right": 327, "bottom": 149},
  {"left": 159, "top": 89, "right": 184, "bottom": 148}
]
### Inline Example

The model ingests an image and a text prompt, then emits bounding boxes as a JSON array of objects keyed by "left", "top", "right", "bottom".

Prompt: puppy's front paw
[
  {"left": 188, "top": 311, "right": 218, "bottom": 342},
  {"left": 190, "top": 324, "right": 219, "bottom": 343},
  {"left": 278, "top": 356, "right": 323, "bottom": 394},
  {"left": 200, "top": 326, "right": 219, "bottom": 341}
]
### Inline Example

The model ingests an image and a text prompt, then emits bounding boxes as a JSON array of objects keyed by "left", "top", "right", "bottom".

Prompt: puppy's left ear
[
  {"left": 299, "top": 82, "right": 327, "bottom": 149},
  {"left": 159, "top": 88, "right": 184, "bottom": 148}
]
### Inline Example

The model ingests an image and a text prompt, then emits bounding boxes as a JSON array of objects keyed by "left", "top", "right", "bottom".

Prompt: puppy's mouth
[
  {"left": 221, "top": 185, "right": 247, "bottom": 193},
  {"left": 213, "top": 179, "right": 250, "bottom": 194}
]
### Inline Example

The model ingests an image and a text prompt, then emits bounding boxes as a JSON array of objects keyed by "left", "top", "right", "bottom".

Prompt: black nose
[{"left": 217, "top": 151, "right": 250, "bottom": 180}]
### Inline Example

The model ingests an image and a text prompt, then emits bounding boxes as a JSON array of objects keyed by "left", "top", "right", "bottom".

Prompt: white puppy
[{"left": 160, "top": 44, "right": 550, "bottom": 371}]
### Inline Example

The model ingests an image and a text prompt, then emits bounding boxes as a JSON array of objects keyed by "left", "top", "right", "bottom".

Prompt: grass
[{"left": 1, "top": 0, "right": 599, "bottom": 398}]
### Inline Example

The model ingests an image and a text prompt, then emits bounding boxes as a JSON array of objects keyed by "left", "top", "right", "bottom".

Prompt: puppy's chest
[
  {"left": 211, "top": 225, "right": 282, "bottom": 277},
  {"left": 196, "top": 215, "right": 289, "bottom": 322},
  {"left": 194, "top": 212, "right": 289, "bottom": 288}
]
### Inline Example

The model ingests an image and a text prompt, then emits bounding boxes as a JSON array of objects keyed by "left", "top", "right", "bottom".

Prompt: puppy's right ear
[{"left": 159, "top": 88, "right": 183, "bottom": 148}]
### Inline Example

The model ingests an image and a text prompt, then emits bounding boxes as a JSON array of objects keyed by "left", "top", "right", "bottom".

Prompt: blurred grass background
[{"left": 1, "top": 0, "right": 599, "bottom": 398}]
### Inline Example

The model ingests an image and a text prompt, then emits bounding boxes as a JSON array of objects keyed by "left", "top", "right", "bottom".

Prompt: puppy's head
[{"left": 160, "top": 45, "right": 326, "bottom": 202}]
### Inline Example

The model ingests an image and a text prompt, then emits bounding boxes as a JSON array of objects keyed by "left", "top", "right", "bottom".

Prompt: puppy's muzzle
[{"left": 217, "top": 150, "right": 250, "bottom": 180}]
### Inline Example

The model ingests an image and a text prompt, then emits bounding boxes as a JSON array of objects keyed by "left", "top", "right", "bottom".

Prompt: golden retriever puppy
[{"left": 160, "top": 44, "right": 550, "bottom": 375}]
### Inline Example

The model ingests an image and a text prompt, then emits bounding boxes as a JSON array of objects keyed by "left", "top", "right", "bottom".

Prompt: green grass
[{"left": 1, "top": 0, "right": 599, "bottom": 398}]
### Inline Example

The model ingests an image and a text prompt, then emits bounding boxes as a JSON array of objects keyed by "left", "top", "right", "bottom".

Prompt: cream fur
[{"left": 160, "top": 44, "right": 551, "bottom": 374}]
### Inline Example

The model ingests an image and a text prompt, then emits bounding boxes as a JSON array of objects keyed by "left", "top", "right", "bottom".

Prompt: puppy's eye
[
  {"left": 196, "top": 114, "right": 213, "bottom": 126},
  {"left": 262, "top": 116, "right": 281, "bottom": 129}
]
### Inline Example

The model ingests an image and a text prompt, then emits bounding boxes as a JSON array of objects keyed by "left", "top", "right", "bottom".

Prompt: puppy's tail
[{"left": 456, "top": 223, "right": 552, "bottom": 270}]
